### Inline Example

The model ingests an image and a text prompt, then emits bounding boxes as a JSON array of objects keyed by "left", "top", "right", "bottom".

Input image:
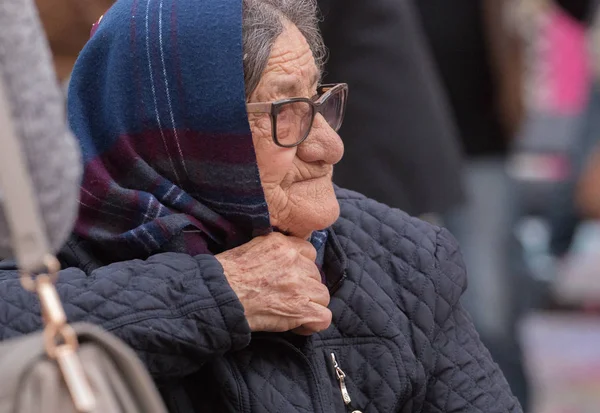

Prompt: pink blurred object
[{"left": 543, "top": 7, "right": 590, "bottom": 114}]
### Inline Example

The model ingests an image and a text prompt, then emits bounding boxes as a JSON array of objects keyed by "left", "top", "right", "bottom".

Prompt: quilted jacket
[{"left": 0, "top": 188, "right": 521, "bottom": 413}]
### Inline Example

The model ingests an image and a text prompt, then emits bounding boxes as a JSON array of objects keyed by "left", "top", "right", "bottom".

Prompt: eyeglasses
[{"left": 246, "top": 83, "right": 348, "bottom": 148}]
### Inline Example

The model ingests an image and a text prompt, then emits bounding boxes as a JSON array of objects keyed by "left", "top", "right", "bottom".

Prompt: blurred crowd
[
  {"left": 29, "top": 0, "right": 600, "bottom": 411},
  {"left": 326, "top": 1, "right": 600, "bottom": 411}
]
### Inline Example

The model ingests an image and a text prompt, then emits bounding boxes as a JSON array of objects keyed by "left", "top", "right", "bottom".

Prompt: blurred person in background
[
  {"left": 550, "top": 83, "right": 600, "bottom": 258},
  {"left": 576, "top": 4, "right": 600, "bottom": 221},
  {"left": 414, "top": 0, "right": 528, "bottom": 405},
  {"left": 317, "top": 0, "right": 465, "bottom": 218},
  {"left": 547, "top": 0, "right": 600, "bottom": 257},
  {"left": 414, "top": 0, "right": 523, "bottom": 331},
  {"left": 34, "top": 0, "right": 114, "bottom": 87}
]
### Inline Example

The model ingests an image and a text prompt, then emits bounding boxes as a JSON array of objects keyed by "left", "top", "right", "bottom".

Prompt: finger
[
  {"left": 298, "top": 256, "right": 322, "bottom": 283},
  {"left": 303, "top": 281, "right": 330, "bottom": 308},
  {"left": 298, "top": 302, "right": 332, "bottom": 333},
  {"left": 287, "top": 236, "right": 317, "bottom": 261}
]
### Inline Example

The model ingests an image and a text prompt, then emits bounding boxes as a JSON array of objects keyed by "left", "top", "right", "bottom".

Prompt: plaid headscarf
[{"left": 68, "top": 0, "right": 273, "bottom": 260}]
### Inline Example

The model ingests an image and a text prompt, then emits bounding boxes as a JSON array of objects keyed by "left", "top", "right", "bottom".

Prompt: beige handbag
[{"left": 0, "top": 65, "right": 168, "bottom": 413}]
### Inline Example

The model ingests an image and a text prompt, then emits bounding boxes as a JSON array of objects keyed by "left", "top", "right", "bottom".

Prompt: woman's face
[{"left": 247, "top": 22, "right": 344, "bottom": 240}]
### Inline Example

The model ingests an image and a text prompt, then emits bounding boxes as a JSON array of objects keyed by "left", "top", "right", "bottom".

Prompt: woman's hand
[{"left": 216, "top": 232, "right": 332, "bottom": 335}]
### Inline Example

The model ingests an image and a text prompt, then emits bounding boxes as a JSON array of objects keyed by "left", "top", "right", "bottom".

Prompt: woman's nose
[{"left": 296, "top": 114, "right": 344, "bottom": 164}]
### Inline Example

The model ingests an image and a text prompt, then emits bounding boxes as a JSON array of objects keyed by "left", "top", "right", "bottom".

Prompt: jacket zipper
[{"left": 330, "top": 353, "right": 363, "bottom": 413}]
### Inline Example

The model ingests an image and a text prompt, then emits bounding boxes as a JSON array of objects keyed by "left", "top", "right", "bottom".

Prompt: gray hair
[{"left": 241, "top": 0, "right": 326, "bottom": 97}]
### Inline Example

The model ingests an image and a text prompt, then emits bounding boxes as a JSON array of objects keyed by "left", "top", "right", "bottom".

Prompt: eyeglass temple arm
[{"left": 246, "top": 102, "right": 272, "bottom": 113}]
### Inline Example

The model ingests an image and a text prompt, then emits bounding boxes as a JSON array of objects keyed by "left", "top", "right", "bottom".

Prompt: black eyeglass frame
[{"left": 246, "top": 83, "right": 348, "bottom": 148}]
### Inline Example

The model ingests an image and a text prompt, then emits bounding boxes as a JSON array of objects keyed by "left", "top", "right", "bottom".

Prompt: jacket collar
[{"left": 323, "top": 228, "right": 347, "bottom": 294}]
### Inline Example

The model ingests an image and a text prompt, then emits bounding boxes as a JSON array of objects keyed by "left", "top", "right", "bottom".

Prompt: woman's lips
[
  {"left": 302, "top": 175, "right": 327, "bottom": 182},
  {"left": 294, "top": 173, "right": 331, "bottom": 185}
]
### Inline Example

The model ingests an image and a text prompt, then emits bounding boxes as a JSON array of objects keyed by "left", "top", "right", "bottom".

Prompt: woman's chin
[
  {"left": 288, "top": 194, "right": 340, "bottom": 240},
  {"left": 269, "top": 179, "right": 340, "bottom": 239}
]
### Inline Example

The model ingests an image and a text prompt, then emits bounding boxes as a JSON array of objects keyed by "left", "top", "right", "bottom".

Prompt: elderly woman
[{"left": 0, "top": 0, "right": 521, "bottom": 412}]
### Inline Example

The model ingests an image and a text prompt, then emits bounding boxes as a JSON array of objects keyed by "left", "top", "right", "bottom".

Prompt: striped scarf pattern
[{"left": 68, "top": 0, "right": 271, "bottom": 260}]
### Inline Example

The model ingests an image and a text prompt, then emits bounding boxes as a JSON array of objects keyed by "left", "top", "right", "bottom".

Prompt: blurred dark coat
[
  {"left": 318, "top": 0, "right": 465, "bottom": 215},
  {"left": 414, "top": 0, "right": 512, "bottom": 158}
]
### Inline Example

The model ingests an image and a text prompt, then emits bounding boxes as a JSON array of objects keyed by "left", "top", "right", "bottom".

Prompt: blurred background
[{"left": 37, "top": 0, "right": 600, "bottom": 411}]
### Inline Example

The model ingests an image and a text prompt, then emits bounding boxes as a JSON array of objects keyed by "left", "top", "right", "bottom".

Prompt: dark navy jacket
[{"left": 0, "top": 189, "right": 521, "bottom": 413}]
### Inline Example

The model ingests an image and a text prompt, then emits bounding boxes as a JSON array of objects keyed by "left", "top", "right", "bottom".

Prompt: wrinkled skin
[
  {"left": 216, "top": 22, "right": 344, "bottom": 335},
  {"left": 248, "top": 21, "right": 344, "bottom": 240},
  {"left": 217, "top": 232, "right": 332, "bottom": 334}
]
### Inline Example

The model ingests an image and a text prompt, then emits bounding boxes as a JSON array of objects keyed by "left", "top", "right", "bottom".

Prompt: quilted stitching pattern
[
  {"left": 0, "top": 253, "right": 251, "bottom": 378},
  {"left": 236, "top": 347, "right": 317, "bottom": 413},
  {"left": 0, "top": 187, "right": 521, "bottom": 413},
  {"left": 326, "top": 189, "right": 520, "bottom": 413}
]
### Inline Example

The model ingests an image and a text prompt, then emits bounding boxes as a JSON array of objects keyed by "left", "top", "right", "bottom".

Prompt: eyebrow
[{"left": 274, "top": 71, "right": 321, "bottom": 97}]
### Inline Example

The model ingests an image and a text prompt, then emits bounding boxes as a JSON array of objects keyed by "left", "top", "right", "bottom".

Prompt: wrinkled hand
[{"left": 216, "top": 232, "right": 332, "bottom": 335}]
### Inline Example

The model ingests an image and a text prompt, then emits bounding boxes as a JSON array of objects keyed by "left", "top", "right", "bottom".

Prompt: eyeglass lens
[
  {"left": 275, "top": 86, "right": 346, "bottom": 146},
  {"left": 275, "top": 101, "right": 314, "bottom": 146},
  {"left": 320, "top": 87, "right": 345, "bottom": 132}
]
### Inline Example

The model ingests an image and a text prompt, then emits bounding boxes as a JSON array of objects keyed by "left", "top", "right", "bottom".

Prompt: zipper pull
[
  {"left": 331, "top": 353, "right": 351, "bottom": 404},
  {"left": 330, "top": 353, "right": 362, "bottom": 412}
]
